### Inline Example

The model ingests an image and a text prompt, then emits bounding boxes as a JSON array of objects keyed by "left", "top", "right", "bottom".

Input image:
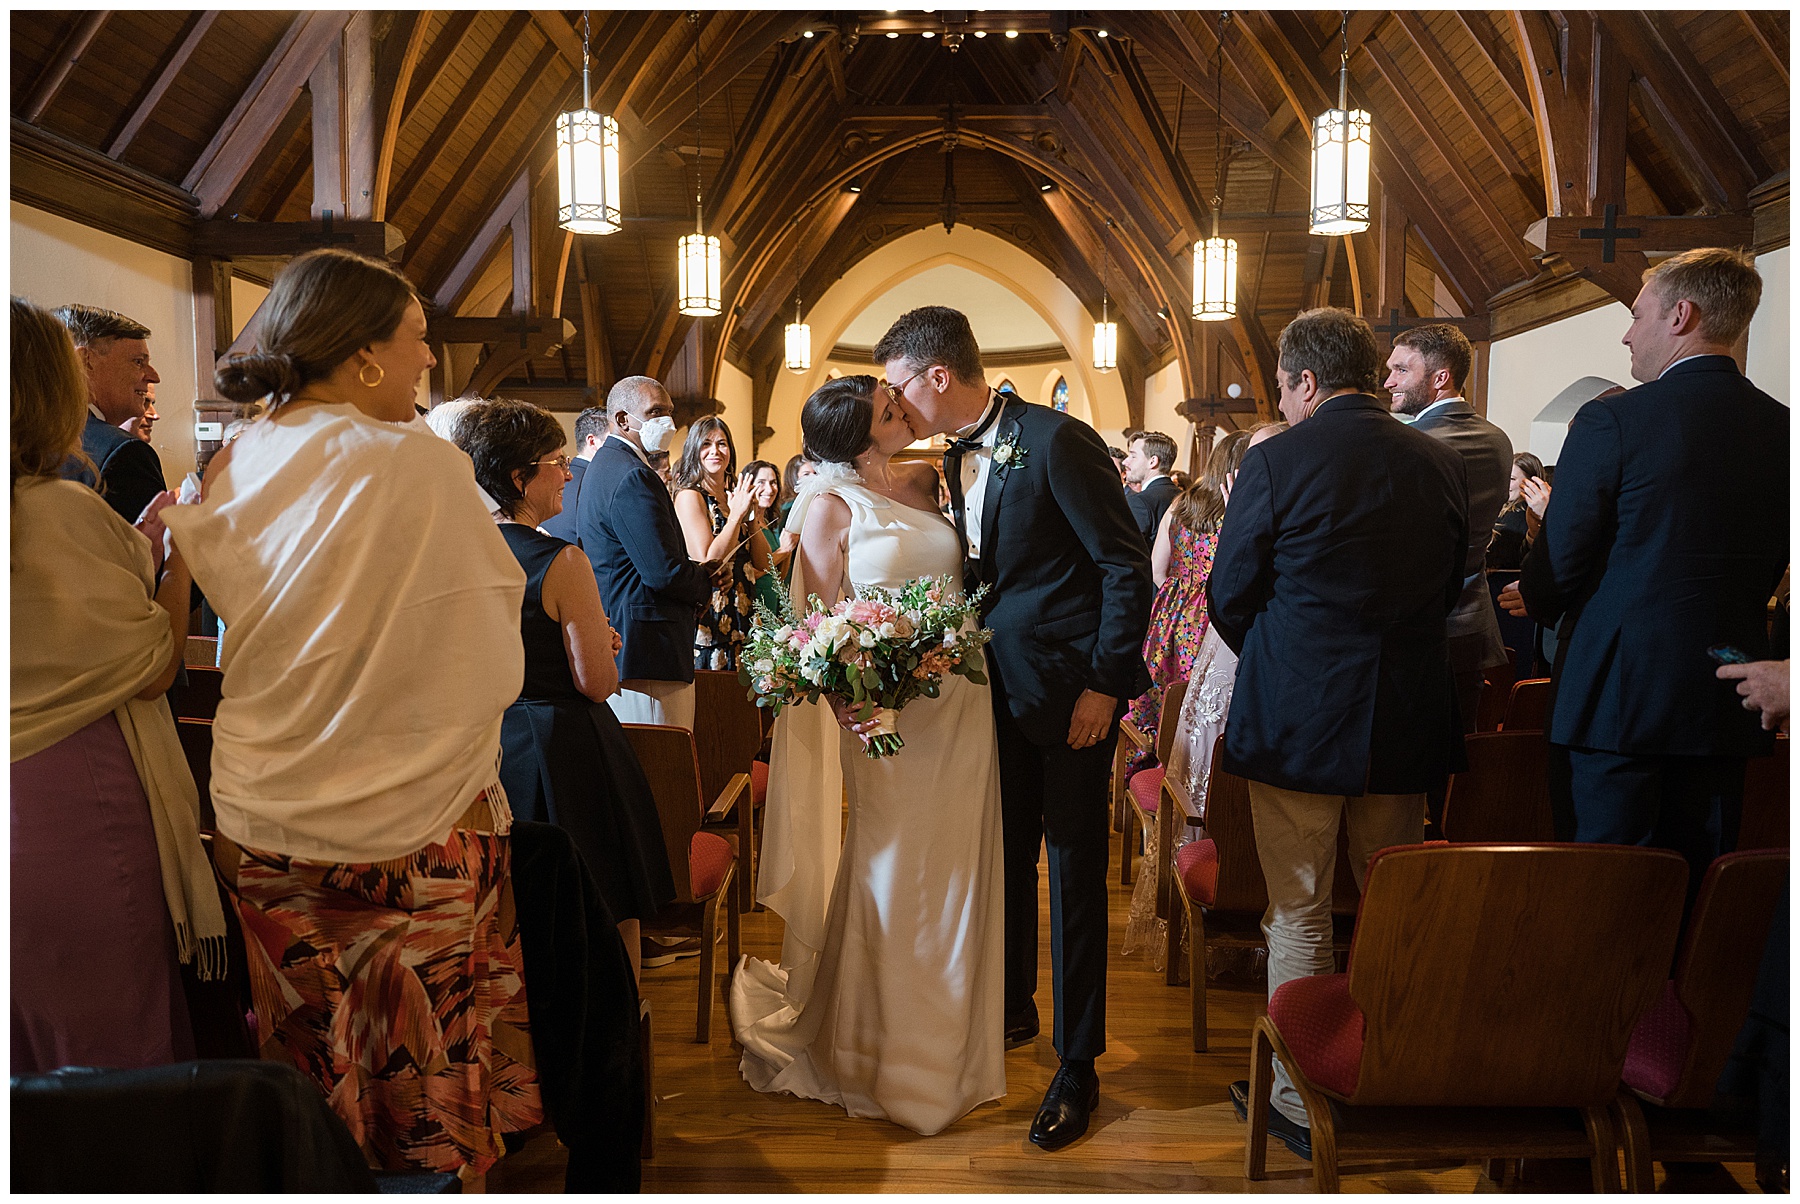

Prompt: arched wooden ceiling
[{"left": 12, "top": 10, "right": 1789, "bottom": 440}]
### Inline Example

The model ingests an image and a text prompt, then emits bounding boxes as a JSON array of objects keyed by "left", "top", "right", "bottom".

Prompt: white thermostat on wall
[{"left": 194, "top": 421, "right": 225, "bottom": 440}]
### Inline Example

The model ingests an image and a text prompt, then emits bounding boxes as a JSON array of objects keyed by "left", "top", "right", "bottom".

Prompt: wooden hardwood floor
[{"left": 491, "top": 838, "right": 1504, "bottom": 1193}]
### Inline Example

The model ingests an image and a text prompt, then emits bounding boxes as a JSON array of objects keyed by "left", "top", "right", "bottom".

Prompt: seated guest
[
  {"left": 1123, "top": 431, "right": 1180, "bottom": 547},
  {"left": 11, "top": 296, "right": 226, "bottom": 1073},
  {"left": 780, "top": 453, "right": 815, "bottom": 530},
  {"left": 454, "top": 398, "right": 677, "bottom": 981},
  {"left": 1510, "top": 248, "right": 1787, "bottom": 903},
  {"left": 674, "top": 416, "right": 770, "bottom": 671},
  {"left": 1487, "top": 451, "right": 1545, "bottom": 571},
  {"left": 55, "top": 304, "right": 167, "bottom": 524},
  {"left": 542, "top": 404, "right": 607, "bottom": 542},
  {"left": 162, "top": 248, "right": 542, "bottom": 1183},
  {"left": 578, "top": 377, "right": 717, "bottom": 729},
  {"left": 743, "top": 458, "right": 794, "bottom": 615}
]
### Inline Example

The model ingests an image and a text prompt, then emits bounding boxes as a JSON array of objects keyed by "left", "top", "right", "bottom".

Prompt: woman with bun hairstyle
[
  {"left": 12, "top": 296, "right": 227, "bottom": 1073},
  {"left": 161, "top": 248, "right": 541, "bottom": 1182}
]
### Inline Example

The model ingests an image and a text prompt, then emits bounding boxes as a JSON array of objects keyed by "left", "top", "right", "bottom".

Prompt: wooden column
[
  {"left": 191, "top": 257, "right": 233, "bottom": 401},
  {"left": 310, "top": 13, "right": 376, "bottom": 220}
]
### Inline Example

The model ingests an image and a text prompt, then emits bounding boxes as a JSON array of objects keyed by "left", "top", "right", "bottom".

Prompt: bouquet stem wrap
[{"left": 857, "top": 706, "right": 903, "bottom": 758}]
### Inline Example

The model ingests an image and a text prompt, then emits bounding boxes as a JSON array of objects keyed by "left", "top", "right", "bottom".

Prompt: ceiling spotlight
[
  {"left": 1036, "top": 175, "right": 1055, "bottom": 193},
  {"left": 886, "top": 30, "right": 899, "bottom": 38},
  {"left": 1005, "top": 29, "right": 1018, "bottom": 38},
  {"left": 922, "top": 30, "right": 935, "bottom": 38},
  {"left": 845, "top": 176, "right": 864, "bottom": 194},
  {"left": 1227, "top": 383, "right": 1243, "bottom": 399},
  {"left": 973, "top": 30, "right": 987, "bottom": 38},
  {"left": 802, "top": 29, "right": 814, "bottom": 38}
]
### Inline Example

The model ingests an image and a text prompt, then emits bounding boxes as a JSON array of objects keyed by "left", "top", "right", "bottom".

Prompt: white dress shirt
[
  {"left": 607, "top": 431, "right": 651, "bottom": 466},
  {"left": 1410, "top": 396, "right": 1465, "bottom": 423},
  {"left": 957, "top": 393, "right": 1004, "bottom": 559}
]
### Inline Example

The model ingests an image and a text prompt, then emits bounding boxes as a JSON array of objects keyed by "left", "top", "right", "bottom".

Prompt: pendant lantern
[
  {"left": 1093, "top": 218, "right": 1117, "bottom": 373},
  {"left": 555, "top": 13, "right": 621, "bottom": 235},
  {"left": 1193, "top": 13, "right": 1239, "bottom": 321},
  {"left": 677, "top": 14, "right": 723, "bottom": 317},
  {"left": 1308, "top": 12, "right": 1372, "bottom": 236},
  {"left": 785, "top": 297, "right": 811, "bottom": 373}
]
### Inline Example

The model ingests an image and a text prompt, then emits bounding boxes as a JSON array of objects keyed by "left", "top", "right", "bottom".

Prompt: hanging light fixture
[
  {"left": 785, "top": 297, "right": 812, "bottom": 373},
  {"left": 556, "top": 13, "right": 621, "bottom": 235},
  {"left": 1093, "top": 218, "right": 1117, "bottom": 373},
  {"left": 1308, "top": 11, "right": 1372, "bottom": 236},
  {"left": 1194, "top": 13, "right": 1238, "bottom": 321},
  {"left": 677, "top": 13, "right": 722, "bottom": 317}
]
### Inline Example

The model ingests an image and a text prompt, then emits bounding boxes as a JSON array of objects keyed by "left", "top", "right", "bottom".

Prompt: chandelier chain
[
  {"left": 580, "top": 11, "right": 591, "bottom": 109},
  {"left": 692, "top": 11, "right": 703, "bottom": 231}
]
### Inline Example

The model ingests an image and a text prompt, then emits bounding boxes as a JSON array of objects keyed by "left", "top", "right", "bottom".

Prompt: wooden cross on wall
[
  {"left": 1577, "top": 204, "right": 1643, "bottom": 264},
  {"left": 1375, "top": 308, "right": 1411, "bottom": 342},
  {"left": 500, "top": 310, "right": 544, "bottom": 350}
]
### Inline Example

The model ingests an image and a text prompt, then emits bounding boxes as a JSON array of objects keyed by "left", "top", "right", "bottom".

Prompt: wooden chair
[
  {"left": 168, "top": 665, "right": 223, "bottom": 721},
  {"left": 620, "top": 723, "right": 744, "bottom": 1043},
  {"left": 1498, "top": 677, "right": 1553, "bottom": 732},
  {"left": 1246, "top": 844, "right": 1688, "bottom": 1193},
  {"left": 1738, "top": 735, "right": 1788, "bottom": 850},
  {"left": 183, "top": 635, "right": 219, "bottom": 666},
  {"left": 1612, "top": 849, "right": 1787, "bottom": 1191},
  {"left": 1474, "top": 652, "right": 1516, "bottom": 733},
  {"left": 1441, "top": 731, "right": 1555, "bottom": 843},
  {"left": 693, "top": 669, "right": 766, "bottom": 912},
  {"left": 174, "top": 717, "right": 216, "bottom": 830},
  {"left": 1167, "top": 737, "right": 1359, "bottom": 1051},
  {"left": 1119, "top": 680, "right": 1188, "bottom": 890},
  {"left": 1111, "top": 710, "right": 1155, "bottom": 841}
]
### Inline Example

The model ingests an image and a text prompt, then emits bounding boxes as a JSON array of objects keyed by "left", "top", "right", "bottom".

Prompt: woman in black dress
[{"left": 456, "top": 399, "right": 675, "bottom": 980}]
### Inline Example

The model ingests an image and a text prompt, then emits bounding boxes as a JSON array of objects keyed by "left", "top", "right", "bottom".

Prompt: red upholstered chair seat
[
  {"left": 749, "top": 759, "right": 768, "bottom": 806},
  {"left": 1621, "top": 980, "right": 1692, "bottom": 1102},
  {"left": 1174, "top": 838, "right": 1219, "bottom": 907},
  {"left": 1266, "top": 973, "right": 1366, "bottom": 1100},
  {"left": 690, "top": 831, "right": 734, "bottom": 899},
  {"left": 1127, "top": 766, "right": 1164, "bottom": 814}
]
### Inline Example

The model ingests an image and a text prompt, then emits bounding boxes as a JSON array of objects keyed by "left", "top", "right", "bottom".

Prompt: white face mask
[{"left": 631, "top": 414, "right": 677, "bottom": 454}]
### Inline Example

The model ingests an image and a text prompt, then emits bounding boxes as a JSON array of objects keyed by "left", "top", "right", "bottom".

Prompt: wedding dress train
[{"left": 728, "top": 467, "right": 1006, "bottom": 1136}]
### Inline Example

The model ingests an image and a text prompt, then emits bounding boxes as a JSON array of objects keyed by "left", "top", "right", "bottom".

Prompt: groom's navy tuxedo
[{"left": 946, "top": 392, "right": 1154, "bottom": 1061}]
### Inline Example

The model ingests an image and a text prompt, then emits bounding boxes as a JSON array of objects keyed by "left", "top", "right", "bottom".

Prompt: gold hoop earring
[{"left": 358, "top": 362, "right": 385, "bottom": 388}]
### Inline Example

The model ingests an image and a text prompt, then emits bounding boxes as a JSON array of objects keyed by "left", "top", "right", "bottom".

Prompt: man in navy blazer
[
  {"left": 1122, "top": 430, "right": 1180, "bottom": 547},
  {"left": 1208, "top": 307, "right": 1467, "bottom": 1151},
  {"left": 576, "top": 377, "right": 717, "bottom": 730},
  {"left": 55, "top": 304, "right": 167, "bottom": 523},
  {"left": 1510, "top": 248, "right": 1787, "bottom": 898},
  {"left": 542, "top": 405, "right": 605, "bottom": 542}
]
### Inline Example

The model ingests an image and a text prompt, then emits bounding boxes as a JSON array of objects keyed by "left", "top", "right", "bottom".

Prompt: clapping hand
[
  {"left": 1521, "top": 476, "right": 1551, "bottom": 541},
  {"left": 727, "top": 471, "right": 758, "bottom": 521}
]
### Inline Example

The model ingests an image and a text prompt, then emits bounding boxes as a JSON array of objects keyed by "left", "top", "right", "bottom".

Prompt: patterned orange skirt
[{"left": 215, "top": 814, "right": 544, "bottom": 1175}]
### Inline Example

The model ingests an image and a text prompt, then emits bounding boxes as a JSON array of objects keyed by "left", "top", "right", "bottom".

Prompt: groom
[{"left": 876, "top": 307, "right": 1153, "bottom": 1150}]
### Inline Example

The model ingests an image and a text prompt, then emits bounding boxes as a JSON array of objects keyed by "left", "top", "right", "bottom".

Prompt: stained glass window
[
  {"left": 1051, "top": 376, "right": 1069, "bottom": 412},
  {"left": 997, "top": 379, "right": 1016, "bottom": 394}
]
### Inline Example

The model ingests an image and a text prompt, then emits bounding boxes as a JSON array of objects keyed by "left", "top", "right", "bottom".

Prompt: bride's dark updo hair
[
  {"left": 215, "top": 248, "right": 420, "bottom": 407},
  {"left": 801, "top": 375, "right": 877, "bottom": 465}
]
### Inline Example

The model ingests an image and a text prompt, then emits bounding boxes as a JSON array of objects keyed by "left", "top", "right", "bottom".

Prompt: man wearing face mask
[{"left": 576, "top": 375, "right": 721, "bottom": 729}]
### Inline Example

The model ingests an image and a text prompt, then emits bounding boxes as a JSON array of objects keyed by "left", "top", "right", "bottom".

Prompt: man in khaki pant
[{"left": 1206, "top": 308, "right": 1469, "bottom": 1157}]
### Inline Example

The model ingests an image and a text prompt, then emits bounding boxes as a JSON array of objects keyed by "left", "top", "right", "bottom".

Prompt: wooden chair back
[
  {"left": 621, "top": 723, "right": 707, "bottom": 903},
  {"left": 174, "top": 717, "right": 216, "bottom": 830},
  {"left": 1199, "top": 735, "right": 1360, "bottom": 916},
  {"left": 1475, "top": 654, "right": 1516, "bottom": 732},
  {"left": 1154, "top": 679, "right": 1188, "bottom": 766},
  {"left": 1738, "top": 736, "right": 1788, "bottom": 849},
  {"left": 184, "top": 636, "right": 219, "bottom": 666},
  {"left": 693, "top": 670, "right": 765, "bottom": 806},
  {"left": 1658, "top": 850, "right": 1787, "bottom": 1108},
  {"left": 1499, "top": 677, "right": 1553, "bottom": 732},
  {"left": 169, "top": 665, "right": 224, "bottom": 721},
  {"left": 1345, "top": 844, "right": 1686, "bottom": 1108},
  {"left": 1442, "top": 731, "right": 1555, "bottom": 842}
]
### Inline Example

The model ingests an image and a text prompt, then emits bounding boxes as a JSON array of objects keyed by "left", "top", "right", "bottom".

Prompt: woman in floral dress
[{"left": 673, "top": 416, "right": 769, "bottom": 670}]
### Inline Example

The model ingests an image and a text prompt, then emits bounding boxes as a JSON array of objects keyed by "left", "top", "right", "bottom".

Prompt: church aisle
[{"left": 492, "top": 845, "right": 1499, "bottom": 1192}]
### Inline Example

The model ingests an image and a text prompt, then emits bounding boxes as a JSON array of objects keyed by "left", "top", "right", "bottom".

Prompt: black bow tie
[{"left": 947, "top": 395, "right": 1004, "bottom": 455}]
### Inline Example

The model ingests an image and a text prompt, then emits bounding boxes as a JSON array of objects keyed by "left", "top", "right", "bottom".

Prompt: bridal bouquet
[{"left": 740, "top": 574, "right": 992, "bottom": 758}]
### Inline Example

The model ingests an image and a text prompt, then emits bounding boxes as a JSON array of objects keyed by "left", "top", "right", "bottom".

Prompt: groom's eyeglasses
[{"left": 883, "top": 367, "right": 935, "bottom": 404}]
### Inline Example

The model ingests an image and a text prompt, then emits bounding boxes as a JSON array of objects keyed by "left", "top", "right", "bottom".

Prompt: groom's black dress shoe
[
  {"left": 1004, "top": 1010, "right": 1039, "bottom": 1049},
  {"left": 1028, "top": 1063, "right": 1099, "bottom": 1151},
  {"left": 1228, "top": 1079, "right": 1312, "bottom": 1160}
]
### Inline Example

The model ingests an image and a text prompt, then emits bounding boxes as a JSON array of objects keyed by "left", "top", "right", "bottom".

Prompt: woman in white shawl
[
  {"left": 11, "top": 296, "right": 227, "bottom": 1072},
  {"left": 161, "top": 249, "right": 541, "bottom": 1183}
]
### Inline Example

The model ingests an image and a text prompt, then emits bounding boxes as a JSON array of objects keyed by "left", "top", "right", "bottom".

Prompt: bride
[{"left": 728, "top": 375, "right": 1006, "bottom": 1136}]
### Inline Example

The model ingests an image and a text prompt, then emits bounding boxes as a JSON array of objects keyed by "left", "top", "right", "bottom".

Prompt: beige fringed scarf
[{"left": 11, "top": 477, "right": 229, "bottom": 979}]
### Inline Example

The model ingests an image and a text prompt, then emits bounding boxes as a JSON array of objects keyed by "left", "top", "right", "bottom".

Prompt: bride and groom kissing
[{"left": 728, "top": 306, "right": 1154, "bottom": 1146}]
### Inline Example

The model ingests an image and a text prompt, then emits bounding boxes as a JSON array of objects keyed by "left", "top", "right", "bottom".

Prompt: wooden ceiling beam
[
  {"left": 1451, "top": 10, "right": 1533, "bottom": 118},
  {"left": 371, "top": 11, "right": 431, "bottom": 222},
  {"left": 386, "top": 13, "right": 532, "bottom": 217},
  {"left": 184, "top": 11, "right": 351, "bottom": 218},
  {"left": 575, "top": 244, "right": 614, "bottom": 392},
  {"left": 106, "top": 11, "right": 219, "bottom": 158},
  {"left": 1741, "top": 12, "right": 1790, "bottom": 87},
  {"left": 309, "top": 12, "right": 378, "bottom": 221},
  {"left": 23, "top": 11, "right": 109, "bottom": 124},
  {"left": 192, "top": 218, "right": 402, "bottom": 260},
  {"left": 401, "top": 12, "right": 476, "bottom": 119},
  {"left": 1111, "top": 44, "right": 1215, "bottom": 234},
  {"left": 1358, "top": 39, "right": 1537, "bottom": 282},
  {"left": 1390, "top": 11, "right": 1544, "bottom": 218},
  {"left": 431, "top": 169, "right": 530, "bottom": 310}
]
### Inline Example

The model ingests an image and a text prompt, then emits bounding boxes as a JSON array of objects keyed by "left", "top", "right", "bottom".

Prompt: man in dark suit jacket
[
  {"left": 542, "top": 405, "right": 606, "bottom": 542},
  {"left": 576, "top": 377, "right": 715, "bottom": 730},
  {"left": 55, "top": 304, "right": 167, "bottom": 523},
  {"left": 879, "top": 307, "right": 1153, "bottom": 1152},
  {"left": 1208, "top": 307, "right": 1467, "bottom": 1151},
  {"left": 1387, "top": 324, "right": 1512, "bottom": 736},
  {"left": 1510, "top": 248, "right": 1787, "bottom": 901},
  {"left": 1122, "top": 430, "right": 1180, "bottom": 547}
]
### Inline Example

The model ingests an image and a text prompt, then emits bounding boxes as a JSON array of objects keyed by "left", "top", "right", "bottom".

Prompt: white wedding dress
[{"left": 728, "top": 466, "right": 1006, "bottom": 1136}]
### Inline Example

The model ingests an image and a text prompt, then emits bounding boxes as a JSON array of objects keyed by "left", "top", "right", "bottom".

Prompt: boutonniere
[{"left": 992, "top": 433, "right": 1028, "bottom": 473}]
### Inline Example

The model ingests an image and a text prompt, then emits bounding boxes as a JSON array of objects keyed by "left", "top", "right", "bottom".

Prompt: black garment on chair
[
  {"left": 509, "top": 820, "right": 645, "bottom": 1194},
  {"left": 12, "top": 1060, "right": 387, "bottom": 1192},
  {"left": 498, "top": 524, "right": 676, "bottom": 923}
]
